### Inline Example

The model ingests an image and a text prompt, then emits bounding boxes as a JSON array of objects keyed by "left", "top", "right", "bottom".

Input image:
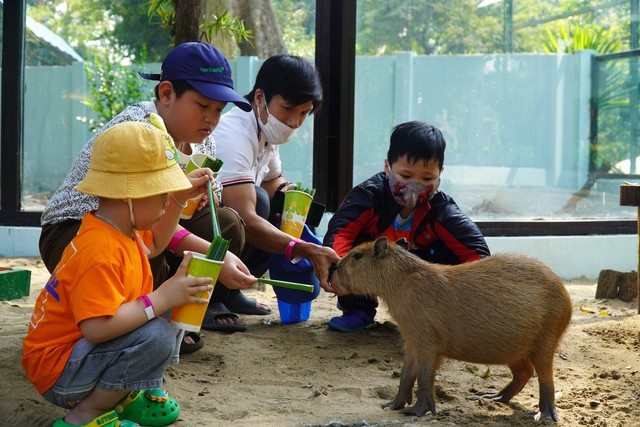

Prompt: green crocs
[
  {"left": 113, "top": 389, "right": 180, "bottom": 427},
  {"left": 52, "top": 409, "right": 139, "bottom": 426}
]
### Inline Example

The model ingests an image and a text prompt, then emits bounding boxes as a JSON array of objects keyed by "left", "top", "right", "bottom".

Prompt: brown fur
[{"left": 329, "top": 237, "right": 572, "bottom": 421}]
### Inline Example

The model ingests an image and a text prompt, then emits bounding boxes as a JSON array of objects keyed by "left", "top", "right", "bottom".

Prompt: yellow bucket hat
[{"left": 75, "top": 121, "right": 192, "bottom": 199}]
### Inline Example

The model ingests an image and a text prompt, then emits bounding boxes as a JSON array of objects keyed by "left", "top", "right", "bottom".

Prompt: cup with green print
[
  {"left": 171, "top": 252, "right": 223, "bottom": 332},
  {"left": 280, "top": 190, "right": 313, "bottom": 238}
]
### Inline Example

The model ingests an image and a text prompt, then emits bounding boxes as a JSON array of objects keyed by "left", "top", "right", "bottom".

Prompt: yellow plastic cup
[
  {"left": 280, "top": 190, "right": 313, "bottom": 238},
  {"left": 171, "top": 253, "right": 223, "bottom": 332},
  {"left": 180, "top": 153, "right": 219, "bottom": 220}
]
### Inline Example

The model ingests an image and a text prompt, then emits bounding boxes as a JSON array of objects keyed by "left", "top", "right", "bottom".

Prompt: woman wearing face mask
[
  {"left": 323, "top": 121, "right": 491, "bottom": 333},
  {"left": 196, "top": 55, "right": 340, "bottom": 329}
]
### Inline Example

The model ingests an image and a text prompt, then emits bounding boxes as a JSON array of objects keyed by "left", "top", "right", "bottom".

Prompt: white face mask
[
  {"left": 257, "top": 98, "right": 297, "bottom": 145},
  {"left": 128, "top": 199, "right": 151, "bottom": 255}
]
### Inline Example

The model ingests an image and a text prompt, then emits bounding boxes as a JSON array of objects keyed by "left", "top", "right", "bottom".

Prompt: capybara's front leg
[
  {"left": 383, "top": 351, "right": 417, "bottom": 410},
  {"left": 400, "top": 353, "right": 439, "bottom": 416}
]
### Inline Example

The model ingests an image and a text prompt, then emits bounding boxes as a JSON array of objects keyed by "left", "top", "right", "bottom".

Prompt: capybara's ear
[
  {"left": 395, "top": 238, "right": 409, "bottom": 251},
  {"left": 373, "top": 236, "right": 389, "bottom": 259}
]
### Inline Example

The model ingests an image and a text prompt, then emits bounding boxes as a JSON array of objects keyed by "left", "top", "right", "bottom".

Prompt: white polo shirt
[{"left": 210, "top": 106, "right": 282, "bottom": 187}]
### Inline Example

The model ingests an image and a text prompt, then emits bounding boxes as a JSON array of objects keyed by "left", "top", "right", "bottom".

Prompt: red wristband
[
  {"left": 284, "top": 238, "right": 303, "bottom": 264},
  {"left": 167, "top": 229, "right": 192, "bottom": 253}
]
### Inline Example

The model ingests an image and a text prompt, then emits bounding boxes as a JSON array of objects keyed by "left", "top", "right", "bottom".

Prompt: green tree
[
  {"left": 273, "top": 0, "right": 315, "bottom": 58},
  {"left": 352, "top": 0, "right": 630, "bottom": 56},
  {"left": 27, "top": 0, "right": 172, "bottom": 62},
  {"left": 356, "top": 0, "right": 503, "bottom": 55}
]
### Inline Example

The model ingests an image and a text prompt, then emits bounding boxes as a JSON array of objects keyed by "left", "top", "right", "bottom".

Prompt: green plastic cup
[{"left": 171, "top": 253, "right": 223, "bottom": 332}]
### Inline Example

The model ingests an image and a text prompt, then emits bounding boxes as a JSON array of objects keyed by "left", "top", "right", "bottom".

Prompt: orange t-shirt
[{"left": 22, "top": 212, "right": 154, "bottom": 394}]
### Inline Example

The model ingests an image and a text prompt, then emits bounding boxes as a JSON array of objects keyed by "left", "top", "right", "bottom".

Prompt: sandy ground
[{"left": 1, "top": 256, "right": 639, "bottom": 427}]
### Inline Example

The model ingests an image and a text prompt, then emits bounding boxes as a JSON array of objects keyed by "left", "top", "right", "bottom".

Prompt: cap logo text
[{"left": 200, "top": 67, "right": 225, "bottom": 73}]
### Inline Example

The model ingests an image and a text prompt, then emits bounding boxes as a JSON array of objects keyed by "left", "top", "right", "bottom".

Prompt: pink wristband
[
  {"left": 168, "top": 229, "right": 192, "bottom": 253},
  {"left": 139, "top": 294, "right": 155, "bottom": 320},
  {"left": 284, "top": 238, "right": 303, "bottom": 264}
]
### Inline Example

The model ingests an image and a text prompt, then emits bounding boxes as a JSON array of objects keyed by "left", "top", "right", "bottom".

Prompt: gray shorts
[{"left": 42, "top": 317, "right": 178, "bottom": 409}]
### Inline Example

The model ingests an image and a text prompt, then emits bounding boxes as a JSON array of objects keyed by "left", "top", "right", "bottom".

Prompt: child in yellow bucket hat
[{"left": 22, "top": 121, "right": 215, "bottom": 427}]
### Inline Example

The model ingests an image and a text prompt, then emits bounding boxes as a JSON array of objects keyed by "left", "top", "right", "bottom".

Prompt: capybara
[{"left": 329, "top": 236, "right": 572, "bottom": 422}]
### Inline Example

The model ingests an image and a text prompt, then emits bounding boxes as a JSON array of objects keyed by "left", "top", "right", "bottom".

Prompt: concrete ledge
[{"left": 0, "top": 226, "right": 41, "bottom": 257}]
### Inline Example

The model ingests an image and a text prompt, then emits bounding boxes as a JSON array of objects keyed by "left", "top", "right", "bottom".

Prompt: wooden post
[{"left": 619, "top": 184, "right": 640, "bottom": 313}]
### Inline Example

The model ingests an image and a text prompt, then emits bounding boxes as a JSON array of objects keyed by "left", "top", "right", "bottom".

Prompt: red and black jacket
[{"left": 323, "top": 172, "right": 490, "bottom": 265}]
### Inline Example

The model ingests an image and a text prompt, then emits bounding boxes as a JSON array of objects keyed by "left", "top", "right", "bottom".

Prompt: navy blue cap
[{"left": 139, "top": 42, "right": 251, "bottom": 112}]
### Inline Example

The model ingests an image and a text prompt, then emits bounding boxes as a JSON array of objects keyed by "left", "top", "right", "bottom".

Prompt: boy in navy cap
[{"left": 40, "top": 42, "right": 257, "bottom": 349}]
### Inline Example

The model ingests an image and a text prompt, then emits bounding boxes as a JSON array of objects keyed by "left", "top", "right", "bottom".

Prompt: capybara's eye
[{"left": 353, "top": 252, "right": 363, "bottom": 260}]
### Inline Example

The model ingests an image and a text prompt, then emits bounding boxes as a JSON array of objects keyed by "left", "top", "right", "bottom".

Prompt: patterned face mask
[{"left": 387, "top": 168, "right": 440, "bottom": 208}]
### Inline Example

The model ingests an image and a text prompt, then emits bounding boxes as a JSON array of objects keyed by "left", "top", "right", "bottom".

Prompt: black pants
[{"left": 238, "top": 186, "right": 272, "bottom": 278}]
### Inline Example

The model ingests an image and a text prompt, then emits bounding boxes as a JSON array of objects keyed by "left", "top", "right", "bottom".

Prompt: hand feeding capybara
[{"left": 329, "top": 237, "right": 572, "bottom": 422}]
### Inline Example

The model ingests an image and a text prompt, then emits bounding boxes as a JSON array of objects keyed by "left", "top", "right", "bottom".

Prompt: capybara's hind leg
[
  {"left": 532, "top": 352, "right": 559, "bottom": 422},
  {"left": 477, "top": 358, "right": 533, "bottom": 402},
  {"left": 383, "top": 351, "right": 417, "bottom": 410}
]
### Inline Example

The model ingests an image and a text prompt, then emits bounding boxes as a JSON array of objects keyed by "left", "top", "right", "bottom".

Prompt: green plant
[
  {"left": 147, "top": 0, "right": 253, "bottom": 45},
  {"left": 294, "top": 182, "right": 316, "bottom": 198},
  {"left": 82, "top": 50, "right": 148, "bottom": 133},
  {"left": 544, "top": 24, "right": 620, "bottom": 55}
]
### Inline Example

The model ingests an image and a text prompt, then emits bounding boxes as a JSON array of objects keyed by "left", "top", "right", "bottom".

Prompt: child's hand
[
  {"left": 178, "top": 167, "right": 214, "bottom": 201},
  {"left": 218, "top": 251, "right": 257, "bottom": 290},
  {"left": 157, "top": 252, "right": 213, "bottom": 308},
  {"left": 197, "top": 188, "right": 219, "bottom": 210}
]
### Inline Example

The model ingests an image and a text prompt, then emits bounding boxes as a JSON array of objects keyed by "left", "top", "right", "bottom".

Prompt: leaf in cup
[
  {"left": 291, "top": 182, "right": 315, "bottom": 199},
  {"left": 201, "top": 157, "right": 224, "bottom": 173},
  {"left": 206, "top": 236, "right": 229, "bottom": 261}
]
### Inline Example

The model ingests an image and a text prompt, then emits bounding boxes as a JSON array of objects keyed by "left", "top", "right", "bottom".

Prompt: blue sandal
[{"left": 326, "top": 310, "right": 379, "bottom": 333}]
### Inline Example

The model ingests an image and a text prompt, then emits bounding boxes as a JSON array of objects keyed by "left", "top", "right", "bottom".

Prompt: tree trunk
[
  {"left": 230, "top": 0, "right": 287, "bottom": 58},
  {"left": 596, "top": 269, "right": 620, "bottom": 299},
  {"left": 618, "top": 271, "right": 638, "bottom": 302},
  {"left": 175, "top": 0, "right": 201, "bottom": 45}
]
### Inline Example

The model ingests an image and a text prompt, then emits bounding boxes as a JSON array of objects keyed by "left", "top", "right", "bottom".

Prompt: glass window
[
  {"left": 266, "top": 0, "right": 317, "bottom": 188},
  {"left": 22, "top": 15, "right": 89, "bottom": 211},
  {"left": 354, "top": 0, "right": 636, "bottom": 221},
  {"left": 22, "top": 0, "right": 317, "bottom": 212}
]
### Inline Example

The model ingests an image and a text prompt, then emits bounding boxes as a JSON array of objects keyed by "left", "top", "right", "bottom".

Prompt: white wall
[
  {"left": 2, "top": 226, "right": 632, "bottom": 281},
  {"left": 0, "top": 227, "right": 42, "bottom": 258},
  {"left": 486, "top": 235, "right": 635, "bottom": 280}
]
